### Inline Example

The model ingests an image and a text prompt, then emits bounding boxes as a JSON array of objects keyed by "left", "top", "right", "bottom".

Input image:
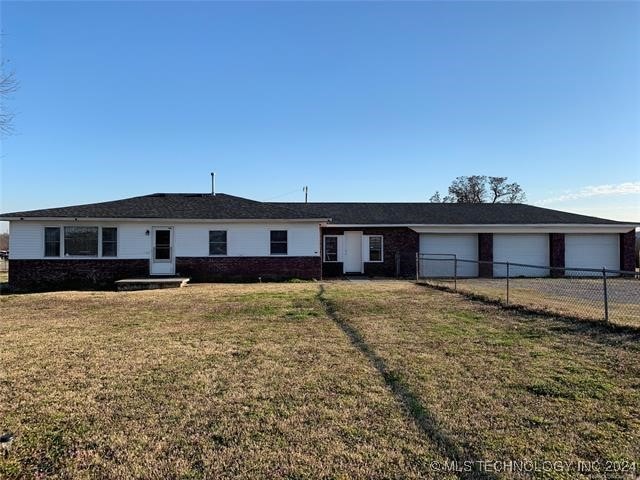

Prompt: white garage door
[
  {"left": 419, "top": 234, "right": 478, "bottom": 277},
  {"left": 493, "top": 234, "right": 550, "bottom": 277},
  {"left": 565, "top": 234, "right": 619, "bottom": 272}
]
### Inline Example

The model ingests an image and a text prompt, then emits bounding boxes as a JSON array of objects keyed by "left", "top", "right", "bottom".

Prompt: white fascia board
[
  {"left": 324, "top": 224, "right": 637, "bottom": 233},
  {"left": 1, "top": 217, "right": 330, "bottom": 224},
  {"left": 409, "top": 224, "right": 637, "bottom": 234}
]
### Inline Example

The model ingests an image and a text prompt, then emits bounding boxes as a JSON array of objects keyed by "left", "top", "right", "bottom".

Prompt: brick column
[
  {"left": 620, "top": 230, "right": 636, "bottom": 272},
  {"left": 478, "top": 233, "right": 493, "bottom": 278},
  {"left": 549, "top": 233, "right": 565, "bottom": 277}
]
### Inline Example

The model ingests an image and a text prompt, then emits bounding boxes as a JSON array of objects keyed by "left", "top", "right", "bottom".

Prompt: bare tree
[
  {"left": 429, "top": 191, "right": 442, "bottom": 203},
  {"left": 430, "top": 175, "right": 526, "bottom": 204},
  {"left": 445, "top": 175, "right": 488, "bottom": 203},
  {"left": 488, "top": 176, "right": 526, "bottom": 203},
  {"left": 1, "top": 59, "right": 18, "bottom": 135}
]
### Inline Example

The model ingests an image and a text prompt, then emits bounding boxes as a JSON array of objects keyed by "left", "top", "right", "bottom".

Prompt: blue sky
[{"left": 1, "top": 1, "right": 639, "bottom": 233}]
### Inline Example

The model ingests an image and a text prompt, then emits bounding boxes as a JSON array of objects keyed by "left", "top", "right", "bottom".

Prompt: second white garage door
[
  {"left": 493, "top": 234, "right": 550, "bottom": 277},
  {"left": 565, "top": 234, "right": 619, "bottom": 272},
  {"left": 419, "top": 234, "right": 478, "bottom": 277}
]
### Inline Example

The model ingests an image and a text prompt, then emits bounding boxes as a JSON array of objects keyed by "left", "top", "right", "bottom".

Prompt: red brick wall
[
  {"left": 321, "top": 227, "right": 419, "bottom": 278},
  {"left": 175, "top": 256, "right": 321, "bottom": 282},
  {"left": 620, "top": 230, "right": 636, "bottom": 272},
  {"left": 8, "top": 259, "right": 149, "bottom": 292},
  {"left": 549, "top": 233, "right": 565, "bottom": 277},
  {"left": 478, "top": 233, "right": 493, "bottom": 278}
]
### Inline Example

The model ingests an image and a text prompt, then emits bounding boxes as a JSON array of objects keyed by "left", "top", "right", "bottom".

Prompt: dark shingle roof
[
  {"left": 0, "top": 193, "right": 324, "bottom": 220},
  {"left": 0, "top": 193, "right": 633, "bottom": 225},
  {"left": 271, "top": 202, "right": 631, "bottom": 225}
]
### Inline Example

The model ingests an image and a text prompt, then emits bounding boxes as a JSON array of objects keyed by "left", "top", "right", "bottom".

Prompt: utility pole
[{"left": 303, "top": 186, "right": 308, "bottom": 203}]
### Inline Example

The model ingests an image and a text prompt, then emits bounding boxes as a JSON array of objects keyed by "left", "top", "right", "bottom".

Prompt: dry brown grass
[
  {"left": 426, "top": 278, "right": 640, "bottom": 328},
  {"left": 1, "top": 281, "right": 639, "bottom": 479}
]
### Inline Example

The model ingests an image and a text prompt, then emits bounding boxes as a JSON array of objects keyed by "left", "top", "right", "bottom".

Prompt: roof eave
[{"left": 0, "top": 216, "right": 331, "bottom": 223}]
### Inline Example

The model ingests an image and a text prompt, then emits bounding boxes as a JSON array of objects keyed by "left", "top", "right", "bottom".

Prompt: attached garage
[
  {"left": 565, "top": 234, "right": 619, "bottom": 272},
  {"left": 493, "top": 234, "right": 550, "bottom": 277},
  {"left": 419, "top": 234, "right": 478, "bottom": 277}
]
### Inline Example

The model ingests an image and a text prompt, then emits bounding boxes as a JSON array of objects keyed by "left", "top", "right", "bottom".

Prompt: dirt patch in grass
[{"left": 1, "top": 281, "right": 638, "bottom": 478}]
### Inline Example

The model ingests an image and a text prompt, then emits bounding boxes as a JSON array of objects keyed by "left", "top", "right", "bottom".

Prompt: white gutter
[
  {"left": 327, "top": 224, "right": 637, "bottom": 234},
  {"left": 0, "top": 217, "right": 331, "bottom": 224}
]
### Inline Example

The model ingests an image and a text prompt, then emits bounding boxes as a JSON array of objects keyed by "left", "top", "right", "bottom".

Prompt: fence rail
[{"left": 416, "top": 254, "right": 640, "bottom": 327}]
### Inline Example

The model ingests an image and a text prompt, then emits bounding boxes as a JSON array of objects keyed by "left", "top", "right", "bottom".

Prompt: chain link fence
[{"left": 416, "top": 254, "right": 640, "bottom": 328}]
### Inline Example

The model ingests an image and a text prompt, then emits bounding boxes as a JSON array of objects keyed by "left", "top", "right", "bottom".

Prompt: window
[
  {"left": 64, "top": 226, "right": 98, "bottom": 256},
  {"left": 324, "top": 236, "right": 338, "bottom": 262},
  {"left": 102, "top": 227, "right": 118, "bottom": 257},
  {"left": 369, "top": 236, "right": 383, "bottom": 262},
  {"left": 209, "top": 230, "right": 227, "bottom": 255},
  {"left": 44, "top": 227, "right": 60, "bottom": 257},
  {"left": 270, "top": 230, "right": 287, "bottom": 255},
  {"left": 154, "top": 229, "right": 171, "bottom": 260}
]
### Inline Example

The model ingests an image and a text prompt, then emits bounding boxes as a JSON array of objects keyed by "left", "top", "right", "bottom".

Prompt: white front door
[
  {"left": 343, "top": 231, "right": 363, "bottom": 273},
  {"left": 150, "top": 227, "right": 175, "bottom": 275}
]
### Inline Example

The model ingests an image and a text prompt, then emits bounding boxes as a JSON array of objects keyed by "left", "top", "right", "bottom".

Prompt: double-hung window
[
  {"left": 324, "top": 236, "right": 338, "bottom": 262},
  {"left": 368, "top": 235, "right": 383, "bottom": 262},
  {"left": 102, "top": 228, "right": 118, "bottom": 257},
  {"left": 209, "top": 230, "right": 227, "bottom": 255},
  {"left": 44, "top": 227, "right": 61, "bottom": 257},
  {"left": 270, "top": 230, "right": 287, "bottom": 255}
]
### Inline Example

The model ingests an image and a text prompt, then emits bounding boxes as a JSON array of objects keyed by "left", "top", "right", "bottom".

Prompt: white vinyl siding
[
  {"left": 8, "top": 223, "right": 43, "bottom": 259},
  {"left": 493, "top": 234, "right": 550, "bottom": 277},
  {"left": 565, "top": 234, "right": 619, "bottom": 272},
  {"left": 419, "top": 234, "right": 478, "bottom": 277},
  {"left": 174, "top": 224, "right": 319, "bottom": 257},
  {"left": 8, "top": 221, "right": 320, "bottom": 259}
]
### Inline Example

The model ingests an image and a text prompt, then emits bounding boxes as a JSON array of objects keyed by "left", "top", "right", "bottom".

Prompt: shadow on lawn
[
  {"left": 416, "top": 283, "right": 640, "bottom": 349},
  {"left": 317, "top": 284, "right": 497, "bottom": 480}
]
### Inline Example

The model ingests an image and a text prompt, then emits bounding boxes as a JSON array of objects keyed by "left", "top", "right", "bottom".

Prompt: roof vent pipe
[{"left": 211, "top": 172, "right": 216, "bottom": 196}]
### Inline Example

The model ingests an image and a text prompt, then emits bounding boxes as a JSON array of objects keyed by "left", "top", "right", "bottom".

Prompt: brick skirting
[
  {"left": 8, "top": 259, "right": 149, "bottom": 292},
  {"left": 175, "top": 256, "right": 321, "bottom": 282}
]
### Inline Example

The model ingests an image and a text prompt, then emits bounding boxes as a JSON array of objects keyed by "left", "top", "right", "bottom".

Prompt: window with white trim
[
  {"left": 270, "top": 230, "right": 288, "bottom": 255},
  {"left": 209, "top": 230, "right": 227, "bottom": 255},
  {"left": 324, "top": 236, "right": 338, "bottom": 262},
  {"left": 102, "top": 227, "right": 118, "bottom": 257},
  {"left": 368, "top": 235, "right": 383, "bottom": 262},
  {"left": 64, "top": 226, "right": 99, "bottom": 256},
  {"left": 44, "top": 227, "right": 61, "bottom": 257}
]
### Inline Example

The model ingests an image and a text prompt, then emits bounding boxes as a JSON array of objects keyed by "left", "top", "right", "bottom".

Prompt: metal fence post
[
  {"left": 506, "top": 262, "right": 510, "bottom": 305},
  {"left": 602, "top": 267, "right": 609, "bottom": 323},
  {"left": 415, "top": 253, "right": 419, "bottom": 282},
  {"left": 454, "top": 256, "right": 458, "bottom": 292}
]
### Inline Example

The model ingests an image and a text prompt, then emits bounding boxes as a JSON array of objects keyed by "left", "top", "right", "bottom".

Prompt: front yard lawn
[{"left": 1, "top": 282, "right": 638, "bottom": 479}]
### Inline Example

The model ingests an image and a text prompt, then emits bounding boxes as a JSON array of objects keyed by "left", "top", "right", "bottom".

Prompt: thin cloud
[{"left": 536, "top": 182, "right": 640, "bottom": 206}]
